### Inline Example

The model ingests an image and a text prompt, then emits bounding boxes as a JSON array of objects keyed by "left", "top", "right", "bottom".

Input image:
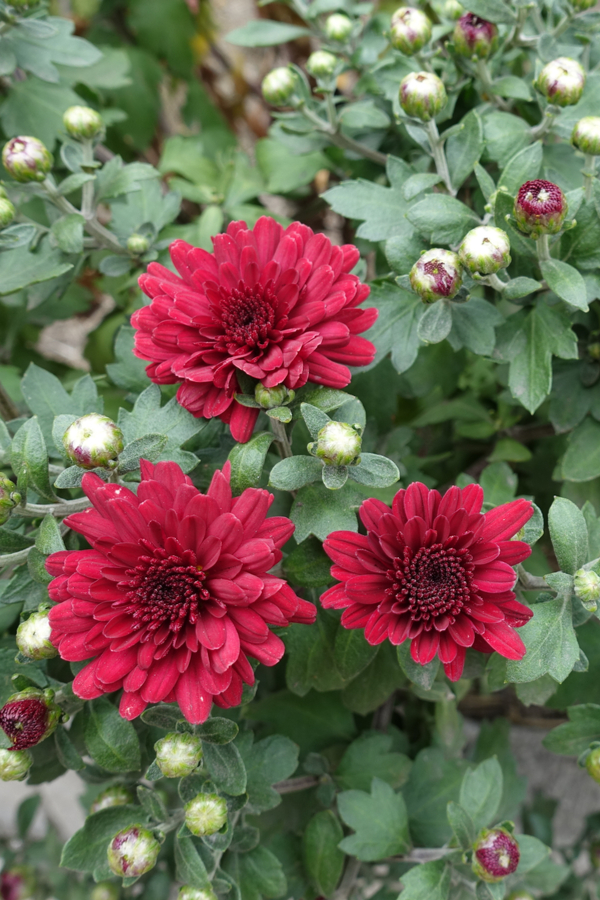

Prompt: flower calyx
[
  {"left": 399, "top": 71, "right": 447, "bottom": 121},
  {"left": 536, "top": 57, "right": 585, "bottom": 107},
  {"left": 453, "top": 12, "right": 498, "bottom": 59},
  {"left": 308, "top": 420, "right": 363, "bottom": 467},
  {"left": 459, "top": 226, "right": 511, "bottom": 276},
  {"left": 389, "top": 7, "right": 432, "bottom": 55}
]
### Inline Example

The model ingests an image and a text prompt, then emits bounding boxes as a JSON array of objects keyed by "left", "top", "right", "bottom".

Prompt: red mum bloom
[
  {"left": 321, "top": 482, "right": 534, "bottom": 681},
  {"left": 46, "top": 460, "right": 316, "bottom": 723},
  {"left": 132, "top": 216, "right": 377, "bottom": 443}
]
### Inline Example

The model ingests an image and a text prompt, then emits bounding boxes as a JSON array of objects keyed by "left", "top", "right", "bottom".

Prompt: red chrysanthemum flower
[
  {"left": 132, "top": 216, "right": 377, "bottom": 443},
  {"left": 321, "top": 481, "right": 534, "bottom": 681},
  {"left": 45, "top": 460, "right": 316, "bottom": 723}
]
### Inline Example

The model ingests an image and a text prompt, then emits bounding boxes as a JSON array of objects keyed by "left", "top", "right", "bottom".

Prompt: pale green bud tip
[
  {"left": 0, "top": 748, "right": 33, "bottom": 781},
  {"left": 107, "top": 826, "right": 160, "bottom": 878},
  {"left": 399, "top": 71, "right": 447, "bottom": 121},
  {"left": 184, "top": 793, "right": 228, "bottom": 837},
  {"left": 410, "top": 248, "right": 462, "bottom": 303},
  {"left": 91, "top": 785, "right": 136, "bottom": 814},
  {"left": 389, "top": 7, "right": 432, "bottom": 55},
  {"left": 63, "top": 413, "right": 124, "bottom": 470},
  {"left": 444, "top": 0, "right": 464, "bottom": 19},
  {"left": 458, "top": 226, "right": 511, "bottom": 275},
  {"left": 311, "top": 421, "right": 362, "bottom": 467},
  {"left": 127, "top": 232, "right": 150, "bottom": 255},
  {"left": 63, "top": 106, "right": 104, "bottom": 140},
  {"left": 0, "top": 198, "right": 15, "bottom": 229},
  {"left": 306, "top": 50, "right": 338, "bottom": 78},
  {"left": 261, "top": 67, "right": 296, "bottom": 105},
  {"left": 155, "top": 732, "right": 203, "bottom": 778},
  {"left": 325, "top": 13, "right": 353, "bottom": 41},
  {"left": 254, "top": 382, "right": 295, "bottom": 409},
  {"left": 536, "top": 57, "right": 585, "bottom": 107},
  {"left": 16, "top": 609, "right": 57, "bottom": 660},
  {"left": 572, "top": 117, "right": 600, "bottom": 156},
  {"left": 0, "top": 473, "right": 21, "bottom": 525},
  {"left": 587, "top": 747, "right": 600, "bottom": 783},
  {"left": 91, "top": 883, "right": 121, "bottom": 900},
  {"left": 179, "top": 887, "right": 219, "bottom": 900},
  {"left": 2, "top": 136, "right": 53, "bottom": 183},
  {"left": 574, "top": 569, "right": 600, "bottom": 610}
]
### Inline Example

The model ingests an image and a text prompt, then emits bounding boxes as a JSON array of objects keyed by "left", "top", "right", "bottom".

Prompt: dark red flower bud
[
  {"left": 0, "top": 866, "right": 37, "bottom": 900},
  {"left": 453, "top": 12, "right": 497, "bottom": 59},
  {"left": 472, "top": 828, "right": 520, "bottom": 882},
  {"left": 0, "top": 689, "right": 60, "bottom": 751},
  {"left": 514, "top": 179, "right": 567, "bottom": 238}
]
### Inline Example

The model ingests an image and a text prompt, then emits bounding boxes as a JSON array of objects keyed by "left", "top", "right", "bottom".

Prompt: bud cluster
[{"left": 0, "top": 473, "right": 21, "bottom": 526}]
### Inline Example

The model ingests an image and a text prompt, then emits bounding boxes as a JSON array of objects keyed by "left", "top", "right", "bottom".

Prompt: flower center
[
  {"left": 388, "top": 543, "right": 474, "bottom": 621},
  {"left": 518, "top": 180, "right": 563, "bottom": 215},
  {"left": 219, "top": 282, "right": 277, "bottom": 350},
  {"left": 423, "top": 260, "right": 454, "bottom": 296},
  {"left": 0, "top": 699, "right": 48, "bottom": 750},
  {"left": 123, "top": 545, "right": 210, "bottom": 636}
]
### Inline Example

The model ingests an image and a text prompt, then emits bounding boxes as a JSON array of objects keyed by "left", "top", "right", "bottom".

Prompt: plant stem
[
  {"left": 274, "top": 775, "right": 319, "bottom": 793},
  {"left": 517, "top": 565, "right": 549, "bottom": 591},
  {"left": 0, "top": 547, "right": 31, "bottom": 568},
  {"left": 475, "top": 59, "right": 509, "bottom": 110},
  {"left": 16, "top": 496, "right": 91, "bottom": 519},
  {"left": 80, "top": 139, "right": 96, "bottom": 220},
  {"left": 537, "top": 234, "right": 551, "bottom": 262},
  {"left": 425, "top": 119, "right": 455, "bottom": 196},
  {"left": 42, "top": 180, "right": 127, "bottom": 255},
  {"left": 271, "top": 418, "right": 293, "bottom": 459},
  {"left": 299, "top": 102, "right": 388, "bottom": 167},
  {"left": 584, "top": 154, "right": 596, "bottom": 202},
  {"left": 332, "top": 857, "right": 361, "bottom": 900},
  {"left": 530, "top": 108, "right": 558, "bottom": 141},
  {"left": 486, "top": 273, "right": 508, "bottom": 292},
  {"left": 0, "top": 380, "right": 19, "bottom": 420}
]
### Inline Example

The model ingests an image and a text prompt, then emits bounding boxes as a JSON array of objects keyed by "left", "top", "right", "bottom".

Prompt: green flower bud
[
  {"left": 574, "top": 569, "right": 600, "bottom": 611},
  {"left": 16, "top": 608, "right": 57, "bottom": 661},
  {"left": 107, "top": 826, "right": 160, "bottom": 878},
  {"left": 63, "top": 413, "right": 124, "bottom": 470},
  {"left": 306, "top": 50, "right": 338, "bottom": 79},
  {"left": 472, "top": 827, "right": 520, "bottom": 882},
  {"left": 410, "top": 248, "right": 462, "bottom": 302},
  {"left": 0, "top": 865, "right": 37, "bottom": 900},
  {"left": 0, "top": 688, "right": 61, "bottom": 750},
  {"left": 536, "top": 57, "right": 585, "bottom": 107},
  {"left": 91, "top": 785, "right": 136, "bottom": 814},
  {"left": 2, "top": 136, "right": 52, "bottom": 183},
  {"left": 589, "top": 342, "right": 600, "bottom": 361},
  {"left": 571, "top": 0, "right": 595, "bottom": 8},
  {"left": 184, "top": 793, "right": 228, "bottom": 837},
  {"left": 0, "top": 197, "right": 15, "bottom": 229},
  {"left": 453, "top": 13, "right": 498, "bottom": 59},
  {"left": 0, "top": 747, "right": 32, "bottom": 781},
  {"left": 389, "top": 7, "right": 432, "bottom": 55},
  {"left": 572, "top": 117, "right": 600, "bottom": 156},
  {"left": 127, "top": 233, "right": 150, "bottom": 256},
  {"left": 154, "top": 732, "right": 203, "bottom": 778},
  {"left": 325, "top": 13, "right": 353, "bottom": 41},
  {"left": 254, "top": 382, "right": 295, "bottom": 409},
  {"left": 63, "top": 106, "right": 104, "bottom": 141},
  {"left": 261, "top": 67, "right": 297, "bottom": 106},
  {"left": 179, "top": 887, "right": 219, "bottom": 900},
  {"left": 444, "top": 0, "right": 464, "bottom": 19},
  {"left": 587, "top": 747, "right": 600, "bottom": 783},
  {"left": 514, "top": 179, "right": 568, "bottom": 238},
  {"left": 91, "top": 884, "right": 121, "bottom": 900},
  {"left": 399, "top": 71, "right": 447, "bottom": 121},
  {"left": 309, "top": 421, "right": 362, "bottom": 467},
  {"left": 0, "top": 473, "right": 21, "bottom": 525},
  {"left": 458, "top": 226, "right": 511, "bottom": 275}
]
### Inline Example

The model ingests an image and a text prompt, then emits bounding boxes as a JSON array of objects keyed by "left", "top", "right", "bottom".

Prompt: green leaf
[
  {"left": 548, "top": 497, "right": 588, "bottom": 574},
  {"left": 137, "top": 785, "right": 168, "bottom": 821},
  {"left": 341, "top": 643, "right": 405, "bottom": 715},
  {"left": 95, "top": 156, "right": 159, "bottom": 201},
  {"left": 17, "top": 795, "right": 41, "bottom": 839},
  {"left": 226, "top": 20, "right": 310, "bottom": 45},
  {"left": 54, "top": 726, "right": 85, "bottom": 771},
  {"left": 459, "top": 0, "right": 514, "bottom": 21},
  {"left": 283, "top": 537, "right": 334, "bottom": 589},
  {"left": 140, "top": 703, "right": 184, "bottom": 730},
  {"left": 562, "top": 418, "right": 600, "bottom": 482},
  {"left": 447, "top": 802, "right": 476, "bottom": 849},
  {"left": 492, "top": 76, "right": 531, "bottom": 100},
  {"left": 238, "top": 733, "right": 299, "bottom": 814},
  {"left": 229, "top": 432, "right": 275, "bottom": 492},
  {"left": 407, "top": 196, "right": 480, "bottom": 245},
  {"left": 446, "top": 110, "right": 484, "bottom": 192},
  {"left": 11, "top": 417, "right": 55, "bottom": 501},
  {"left": 50, "top": 213, "right": 85, "bottom": 254},
  {"left": 291, "top": 483, "right": 361, "bottom": 542},
  {"left": 106, "top": 325, "right": 150, "bottom": 394},
  {"left": 322, "top": 169, "right": 409, "bottom": 241},
  {"left": 0, "top": 76, "right": 81, "bottom": 149},
  {"left": 459, "top": 757, "right": 503, "bottom": 832},
  {"left": 543, "top": 703, "right": 600, "bottom": 755},
  {"left": 196, "top": 717, "right": 239, "bottom": 744},
  {"left": 322, "top": 464, "right": 348, "bottom": 490},
  {"left": 516, "top": 835, "right": 551, "bottom": 874},
  {"left": 334, "top": 627, "right": 379, "bottom": 680},
  {"left": 174, "top": 833, "right": 212, "bottom": 890},
  {"left": 84, "top": 697, "right": 141, "bottom": 773},
  {"left": 0, "top": 527, "right": 34, "bottom": 553},
  {"left": 7, "top": 16, "right": 101, "bottom": 81},
  {"left": 269, "top": 455, "right": 323, "bottom": 492},
  {"left": 336, "top": 733, "right": 412, "bottom": 792},
  {"left": 540, "top": 259, "right": 588, "bottom": 312},
  {"left": 203, "top": 740, "right": 247, "bottom": 795},
  {"left": 60, "top": 806, "right": 148, "bottom": 874},
  {"left": 348, "top": 453, "right": 399, "bottom": 488},
  {"left": 506, "top": 596, "right": 579, "bottom": 684},
  {"left": 400, "top": 860, "right": 451, "bottom": 900},
  {"left": 449, "top": 299, "right": 503, "bottom": 356},
  {"left": 222, "top": 845, "right": 287, "bottom": 900},
  {"left": 359, "top": 283, "right": 424, "bottom": 374},
  {"left": 418, "top": 301, "right": 452, "bottom": 344},
  {"left": 503, "top": 277, "right": 542, "bottom": 300},
  {"left": 338, "top": 777, "right": 410, "bottom": 861},
  {"left": 402, "top": 173, "right": 442, "bottom": 201},
  {"left": 403, "top": 748, "right": 467, "bottom": 845},
  {"left": 246, "top": 689, "right": 355, "bottom": 755},
  {"left": 35, "top": 514, "right": 65, "bottom": 555},
  {"left": 340, "top": 101, "right": 390, "bottom": 130},
  {"left": 303, "top": 811, "right": 344, "bottom": 895},
  {"left": 256, "top": 139, "right": 327, "bottom": 194},
  {"left": 0, "top": 239, "right": 73, "bottom": 296},
  {"left": 300, "top": 403, "right": 331, "bottom": 440},
  {"left": 498, "top": 143, "right": 542, "bottom": 196},
  {"left": 127, "top": 0, "right": 195, "bottom": 77},
  {"left": 397, "top": 642, "right": 440, "bottom": 689},
  {"left": 118, "top": 434, "right": 168, "bottom": 473}
]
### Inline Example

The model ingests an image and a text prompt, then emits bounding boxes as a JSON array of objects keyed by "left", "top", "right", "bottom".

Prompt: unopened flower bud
[
  {"left": 453, "top": 13, "right": 497, "bottom": 59},
  {"left": 306, "top": 50, "right": 338, "bottom": 78},
  {"left": 0, "top": 473, "right": 21, "bottom": 525},
  {"left": 472, "top": 828, "right": 520, "bottom": 882},
  {"left": 309, "top": 421, "right": 362, "bottom": 467},
  {"left": 587, "top": 747, "right": 600, "bottom": 783},
  {"left": 410, "top": 248, "right": 462, "bottom": 302},
  {"left": 0, "top": 688, "right": 60, "bottom": 751},
  {"left": 444, "top": 0, "right": 464, "bottom": 19},
  {"left": 184, "top": 793, "right": 228, "bottom": 837},
  {"left": 325, "top": 13, "right": 353, "bottom": 42},
  {"left": 63, "top": 413, "right": 124, "bottom": 470},
  {"left": 107, "top": 826, "right": 160, "bottom": 877},
  {"left": 179, "top": 887, "right": 219, "bottom": 900},
  {"left": 536, "top": 57, "right": 585, "bottom": 107},
  {"left": 389, "top": 7, "right": 432, "bottom": 55},
  {"left": 0, "top": 747, "right": 32, "bottom": 781},
  {"left": 0, "top": 866, "right": 37, "bottom": 900},
  {"left": 91, "top": 785, "right": 135, "bottom": 814},
  {"left": 262, "top": 68, "right": 297, "bottom": 106},
  {"left": 91, "top": 883, "right": 121, "bottom": 900},
  {"left": 154, "top": 732, "right": 203, "bottom": 778},
  {"left": 2, "top": 136, "right": 52, "bottom": 183},
  {"left": 589, "top": 342, "right": 600, "bottom": 361},
  {"left": 0, "top": 197, "right": 15, "bottom": 229},
  {"left": 459, "top": 226, "right": 511, "bottom": 275},
  {"left": 399, "top": 71, "right": 447, "bottom": 121},
  {"left": 514, "top": 179, "right": 568, "bottom": 238},
  {"left": 16, "top": 608, "right": 57, "bottom": 661},
  {"left": 254, "top": 382, "right": 295, "bottom": 409},
  {"left": 572, "top": 117, "right": 600, "bottom": 156},
  {"left": 574, "top": 569, "right": 600, "bottom": 611},
  {"left": 127, "top": 233, "right": 149, "bottom": 256},
  {"left": 63, "top": 106, "right": 104, "bottom": 141}
]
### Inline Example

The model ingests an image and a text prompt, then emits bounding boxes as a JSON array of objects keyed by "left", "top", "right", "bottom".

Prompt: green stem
[
  {"left": 530, "top": 108, "right": 558, "bottom": 141},
  {"left": 425, "top": 119, "right": 455, "bottom": 196},
  {"left": 475, "top": 59, "right": 510, "bottom": 110},
  {"left": 80, "top": 139, "right": 95, "bottom": 220},
  {"left": 271, "top": 418, "right": 293, "bottom": 459},
  {"left": 299, "top": 102, "right": 388, "bottom": 167},
  {"left": 16, "top": 497, "right": 91, "bottom": 519},
  {"left": 517, "top": 565, "right": 549, "bottom": 591},
  {"left": 332, "top": 857, "right": 361, "bottom": 900},
  {"left": 274, "top": 775, "right": 318, "bottom": 793},
  {"left": 486, "top": 273, "right": 508, "bottom": 292},
  {"left": 42, "top": 180, "right": 127, "bottom": 255},
  {"left": 584, "top": 154, "right": 596, "bottom": 202},
  {"left": 537, "top": 233, "right": 551, "bottom": 262},
  {"left": 551, "top": 11, "right": 574, "bottom": 37},
  {"left": 0, "top": 547, "right": 31, "bottom": 568}
]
